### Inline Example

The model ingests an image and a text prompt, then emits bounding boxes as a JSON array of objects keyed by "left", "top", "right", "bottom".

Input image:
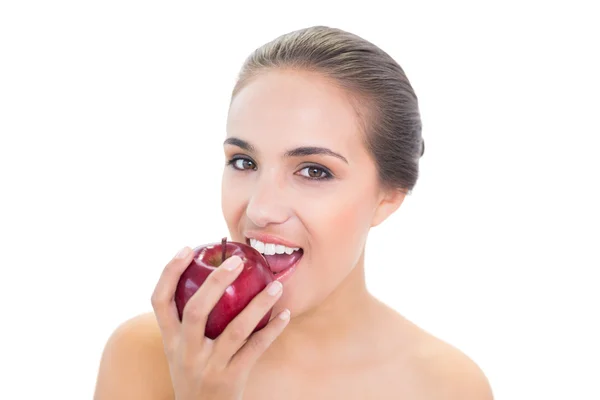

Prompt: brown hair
[{"left": 230, "top": 25, "right": 424, "bottom": 194}]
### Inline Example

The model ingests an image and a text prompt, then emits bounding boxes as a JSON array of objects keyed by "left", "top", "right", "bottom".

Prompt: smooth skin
[{"left": 94, "top": 69, "right": 494, "bottom": 399}]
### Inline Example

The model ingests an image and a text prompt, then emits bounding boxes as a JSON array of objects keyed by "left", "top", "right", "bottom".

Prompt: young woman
[{"left": 94, "top": 26, "right": 493, "bottom": 399}]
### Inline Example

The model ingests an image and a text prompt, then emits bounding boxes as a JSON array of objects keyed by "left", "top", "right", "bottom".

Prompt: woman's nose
[{"left": 245, "top": 175, "right": 291, "bottom": 228}]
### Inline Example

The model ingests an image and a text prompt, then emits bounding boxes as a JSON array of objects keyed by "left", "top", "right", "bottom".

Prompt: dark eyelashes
[
  {"left": 226, "top": 155, "right": 334, "bottom": 181},
  {"left": 299, "top": 165, "right": 334, "bottom": 181},
  {"left": 225, "top": 156, "right": 256, "bottom": 170}
]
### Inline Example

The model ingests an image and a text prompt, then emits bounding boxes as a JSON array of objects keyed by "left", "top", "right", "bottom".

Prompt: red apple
[{"left": 175, "top": 237, "right": 274, "bottom": 340}]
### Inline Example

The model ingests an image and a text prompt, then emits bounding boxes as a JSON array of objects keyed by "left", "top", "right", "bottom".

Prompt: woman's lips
[
  {"left": 271, "top": 253, "right": 302, "bottom": 283},
  {"left": 263, "top": 250, "right": 304, "bottom": 274},
  {"left": 244, "top": 237, "right": 303, "bottom": 283}
]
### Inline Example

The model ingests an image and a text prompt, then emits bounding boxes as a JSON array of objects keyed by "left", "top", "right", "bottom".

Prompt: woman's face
[{"left": 221, "top": 69, "right": 403, "bottom": 317}]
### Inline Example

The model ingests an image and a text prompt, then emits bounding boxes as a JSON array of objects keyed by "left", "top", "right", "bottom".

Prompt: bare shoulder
[
  {"left": 367, "top": 303, "right": 493, "bottom": 399},
  {"left": 405, "top": 323, "right": 494, "bottom": 400},
  {"left": 93, "top": 312, "right": 173, "bottom": 400}
]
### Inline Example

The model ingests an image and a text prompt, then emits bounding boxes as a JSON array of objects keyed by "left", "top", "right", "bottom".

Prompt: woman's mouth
[{"left": 245, "top": 237, "right": 304, "bottom": 279}]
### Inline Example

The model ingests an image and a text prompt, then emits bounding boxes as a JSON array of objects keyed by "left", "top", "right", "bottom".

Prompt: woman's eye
[
  {"left": 298, "top": 166, "right": 331, "bottom": 180},
  {"left": 229, "top": 157, "right": 256, "bottom": 170}
]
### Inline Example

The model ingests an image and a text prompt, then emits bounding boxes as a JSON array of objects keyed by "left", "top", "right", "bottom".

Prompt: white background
[{"left": 1, "top": 1, "right": 598, "bottom": 399}]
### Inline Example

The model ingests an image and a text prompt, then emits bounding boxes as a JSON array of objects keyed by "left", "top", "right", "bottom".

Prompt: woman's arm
[{"left": 93, "top": 313, "right": 174, "bottom": 400}]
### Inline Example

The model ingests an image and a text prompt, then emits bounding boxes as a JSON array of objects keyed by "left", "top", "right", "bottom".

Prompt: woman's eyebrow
[
  {"left": 224, "top": 137, "right": 255, "bottom": 152},
  {"left": 284, "top": 146, "right": 348, "bottom": 164},
  {"left": 224, "top": 137, "right": 348, "bottom": 164}
]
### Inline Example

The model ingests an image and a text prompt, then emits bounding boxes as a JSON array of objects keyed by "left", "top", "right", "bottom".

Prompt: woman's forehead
[{"left": 227, "top": 70, "right": 363, "bottom": 152}]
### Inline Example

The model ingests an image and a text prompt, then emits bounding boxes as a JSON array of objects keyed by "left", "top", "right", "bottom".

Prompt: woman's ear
[{"left": 370, "top": 188, "right": 406, "bottom": 227}]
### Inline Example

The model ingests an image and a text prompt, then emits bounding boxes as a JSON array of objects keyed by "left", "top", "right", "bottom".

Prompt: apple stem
[{"left": 221, "top": 237, "right": 227, "bottom": 262}]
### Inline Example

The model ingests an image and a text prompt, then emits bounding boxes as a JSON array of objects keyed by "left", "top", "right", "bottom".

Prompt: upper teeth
[{"left": 249, "top": 238, "right": 300, "bottom": 255}]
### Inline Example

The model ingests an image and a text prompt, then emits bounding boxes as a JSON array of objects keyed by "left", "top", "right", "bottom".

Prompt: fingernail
[
  {"left": 175, "top": 247, "right": 190, "bottom": 259},
  {"left": 267, "top": 281, "right": 283, "bottom": 296},
  {"left": 279, "top": 309, "right": 290, "bottom": 320},
  {"left": 223, "top": 256, "right": 243, "bottom": 271}
]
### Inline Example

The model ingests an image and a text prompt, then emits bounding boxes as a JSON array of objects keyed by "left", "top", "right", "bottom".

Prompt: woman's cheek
[
  {"left": 221, "top": 176, "right": 246, "bottom": 222},
  {"left": 222, "top": 171, "right": 251, "bottom": 199},
  {"left": 317, "top": 195, "right": 370, "bottom": 274}
]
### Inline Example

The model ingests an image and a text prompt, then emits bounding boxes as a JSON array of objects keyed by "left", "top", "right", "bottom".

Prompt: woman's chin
[
  {"left": 268, "top": 292, "right": 315, "bottom": 324},
  {"left": 269, "top": 296, "right": 294, "bottom": 320}
]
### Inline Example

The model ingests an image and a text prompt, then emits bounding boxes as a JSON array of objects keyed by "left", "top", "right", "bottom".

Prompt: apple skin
[{"left": 174, "top": 238, "right": 274, "bottom": 340}]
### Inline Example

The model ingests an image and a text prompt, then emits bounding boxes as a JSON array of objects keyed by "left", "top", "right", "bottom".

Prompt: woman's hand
[{"left": 151, "top": 246, "right": 290, "bottom": 400}]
